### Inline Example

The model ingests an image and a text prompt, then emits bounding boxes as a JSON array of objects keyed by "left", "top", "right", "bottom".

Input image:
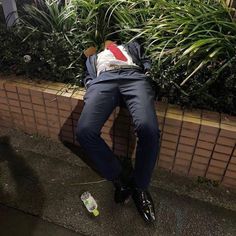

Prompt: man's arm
[
  {"left": 83, "top": 55, "right": 97, "bottom": 89},
  {"left": 127, "top": 41, "right": 152, "bottom": 73}
]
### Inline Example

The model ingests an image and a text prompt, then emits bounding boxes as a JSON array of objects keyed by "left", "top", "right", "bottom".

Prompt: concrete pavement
[{"left": 0, "top": 130, "right": 236, "bottom": 236}]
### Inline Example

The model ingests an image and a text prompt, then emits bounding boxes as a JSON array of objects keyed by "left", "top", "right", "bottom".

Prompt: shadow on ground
[{"left": 0, "top": 135, "right": 45, "bottom": 236}]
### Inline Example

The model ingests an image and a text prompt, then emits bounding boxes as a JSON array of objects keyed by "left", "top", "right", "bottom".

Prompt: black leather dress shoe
[
  {"left": 113, "top": 178, "right": 132, "bottom": 203},
  {"left": 132, "top": 189, "right": 156, "bottom": 223}
]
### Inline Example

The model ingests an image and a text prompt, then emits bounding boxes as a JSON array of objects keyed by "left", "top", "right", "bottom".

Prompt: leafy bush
[{"left": 0, "top": 0, "right": 236, "bottom": 114}]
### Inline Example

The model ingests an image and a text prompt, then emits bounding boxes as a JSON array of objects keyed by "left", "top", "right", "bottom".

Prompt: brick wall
[{"left": 0, "top": 75, "right": 236, "bottom": 189}]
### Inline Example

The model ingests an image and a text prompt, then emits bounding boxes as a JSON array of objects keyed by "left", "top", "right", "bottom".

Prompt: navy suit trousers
[{"left": 76, "top": 78, "right": 160, "bottom": 189}]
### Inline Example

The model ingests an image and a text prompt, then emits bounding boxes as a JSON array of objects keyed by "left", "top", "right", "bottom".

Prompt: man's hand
[{"left": 84, "top": 46, "right": 97, "bottom": 58}]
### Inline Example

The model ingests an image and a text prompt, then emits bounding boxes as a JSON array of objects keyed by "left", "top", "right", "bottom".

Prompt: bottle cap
[{"left": 92, "top": 209, "right": 99, "bottom": 216}]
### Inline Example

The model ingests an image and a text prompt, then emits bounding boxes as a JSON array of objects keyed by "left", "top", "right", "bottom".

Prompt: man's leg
[
  {"left": 76, "top": 81, "right": 122, "bottom": 181},
  {"left": 119, "top": 79, "right": 160, "bottom": 223},
  {"left": 119, "top": 79, "right": 160, "bottom": 189}
]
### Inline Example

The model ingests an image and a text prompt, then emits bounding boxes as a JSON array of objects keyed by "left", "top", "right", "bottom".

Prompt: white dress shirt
[{"left": 96, "top": 45, "right": 138, "bottom": 76}]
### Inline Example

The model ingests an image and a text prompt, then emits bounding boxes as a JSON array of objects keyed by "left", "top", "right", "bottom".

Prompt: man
[{"left": 76, "top": 39, "right": 160, "bottom": 223}]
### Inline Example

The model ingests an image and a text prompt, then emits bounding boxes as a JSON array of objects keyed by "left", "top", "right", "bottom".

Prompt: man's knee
[
  {"left": 136, "top": 121, "right": 160, "bottom": 143},
  {"left": 76, "top": 123, "right": 97, "bottom": 145}
]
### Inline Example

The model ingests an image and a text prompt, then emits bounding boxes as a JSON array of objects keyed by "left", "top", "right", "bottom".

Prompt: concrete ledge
[{"left": 0, "top": 75, "right": 236, "bottom": 188}]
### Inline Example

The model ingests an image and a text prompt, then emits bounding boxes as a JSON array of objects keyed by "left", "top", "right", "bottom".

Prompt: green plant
[{"left": 1, "top": 0, "right": 236, "bottom": 114}]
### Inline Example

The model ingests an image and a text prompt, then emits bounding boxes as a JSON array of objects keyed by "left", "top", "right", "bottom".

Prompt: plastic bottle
[{"left": 81, "top": 192, "right": 99, "bottom": 216}]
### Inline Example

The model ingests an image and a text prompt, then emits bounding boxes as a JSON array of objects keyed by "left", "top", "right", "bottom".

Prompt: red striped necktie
[{"left": 106, "top": 43, "right": 128, "bottom": 62}]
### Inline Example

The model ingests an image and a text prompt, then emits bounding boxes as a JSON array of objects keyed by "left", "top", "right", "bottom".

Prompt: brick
[
  {"left": 33, "top": 104, "right": 45, "bottom": 112},
  {"left": 190, "top": 161, "right": 207, "bottom": 171},
  {"left": 23, "top": 116, "right": 35, "bottom": 123},
  {"left": 162, "top": 133, "right": 178, "bottom": 143},
  {"left": 192, "top": 155, "right": 209, "bottom": 164},
  {"left": 182, "top": 121, "right": 200, "bottom": 131},
  {"left": 35, "top": 118, "right": 48, "bottom": 126},
  {"left": 20, "top": 101, "right": 32, "bottom": 109},
  {"left": 31, "top": 96, "right": 44, "bottom": 105},
  {"left": 209, "top": 159, "right": 227, "bottom": 169},
  {"left": 49, "top": 126, "right": 61, "bottom": 134},
  {"left": 46, "top": 107, "right": 59, "bottom": 115},
  {"left": 217, "top": 136, "right": 235, "bottom": 147},
  {"left": 6, "top": 92, "right": 18, "bottom": 100},
  {"left": 0, "top": 120, "right": 12, "bottom": 128},
  {"left": 61, "top": 124, "right": 73, "bottom": 133},
  {"left": 219, "top": 129, "right": 236, "bottom": 139},
  {"left": 12, "top": 112, "right": 23, "bottom": 120},
  {"left": 200, "top": 125, "right": 219, "bottom": 135},
  {"left": 48, "top": 119, "right": 60, "bottom": 129},
  {"left": 175, "top": 158, "right": 189, "bottom": 167},
  {"left": 161, "top": 140, "right": 177, "bottom": 150},
  {"left": 199, "top": 133, "right": 217, "bottom": 143},
  {"left": 0, "top": 89, "right": 6, "bottom": 97},
  {"left": 57, "top": 102, "right": 71, "bottom": 111},
  {"left": 34, "top": 111, "right": 47, "bottom": 120},
  {"left": 181, "top": 128, "right": 198, "bottom": 139},
  {"left": 184, "top": 109, "right": 202, "bottom": 119},
  {"left": 0, "top": 97, "right": 8, "bottom": 104},
  {"left": 72, "top": 112, "right": 80, "bottom": 120},
  {"left": 4, "top": 83, "right": 17, "bottom": 92},
  {"left": 17, "top": 87, "right": 30, "bottom": 95},
  {"left": 8, "top": 99, "right": 20, "bottom": 107},
  {"left": 30, "top": 90, "right": 43, "bottom": 97},
  {"left": 222, "top": 176, "right": 236, "bottom": 187},
  {"left": 13, "top": 119, "right": 24, "bottom": 127},
  {"left": 59, "top": 109, "right": 72, "bottom": 118},
  {"left": 224, "top": 170, "right": 236, "bottom": 179},
  {"left": 202, "top": 110, "right": 220, "bottom": 122},
  {"left": 104, "top": 120, "right": 115, "bottom": 129},
  {"left": 177, "top": 144, "right": 194, "bottom": 154},
  {"left": 195, "top": 148, "right": 212, "bottom": 158},
  {"left": 160, "top": 147, "right": 175, "bottom": 157},
  {"left": 63, "top": 118, "right": 73, "bottom": 127},
  {"left": 158, "top": 160, "right": 173, "bottom": 170},
  {"left": 214, "top": 144, "right": 234, "bottom": 155},
  {"left": 221, "top": 113, "right": 236, "bottom": 126},
  {"left": 0, "top": 103, "right": 9, "bottom": 111},
  {"left": 18, "top": 94, "right": 31, "bottom": 103},
  {"left": 165, "top": 117, "right": 182, "bottom": 127},
  {"left": 212, "top": 152, "right": 230, "bottom": 162},
  {"left": 60, "top": 129, "right": 73, "bottom": 138},
  {"left": 230, "top": 156, "right": 236, "bottom": 165},
  {"left": 179, "top": 136, "right": 196, "bottom": 146},
  {"left": 158, "top": 153, "right": 174, "bottom": 162},
  {"left": 163, "top": 125, "right": 181, "bottom": 135},
  {"left": 196, "top": 140, "right": 214, "bottom": 150},
  {"left": 44, "top": 99, "right": 58, "bottom": 109},
  {"left": 176, "top": 151, "right": 192, "bottom": 161},
  {"left": 22, "top": 108, "right": 34, "bottom": 117},
  {"left": 207, "top": 166, "right": 225, "bottom": 175},
  {"left": 102, "top": 126, "right": 112, "bottom": 134},
  {"left": 227, "top": 163, "right": 236, "bottom": 172},
  {"left": 0, "top": 110, "right": 11, "bottom": 117}
]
